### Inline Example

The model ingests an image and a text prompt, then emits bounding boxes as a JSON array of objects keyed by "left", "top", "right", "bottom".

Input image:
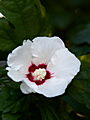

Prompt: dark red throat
[{"left": 26, "top": 63, "right": 52, "bottom": 85}]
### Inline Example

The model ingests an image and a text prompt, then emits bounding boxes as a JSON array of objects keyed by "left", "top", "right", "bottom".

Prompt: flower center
[
  {"left": 32, "top": 68, "right": 46, "bottom": 81},
  {"left": 26, "top": 63, "right": 52, "bottom": 85}
]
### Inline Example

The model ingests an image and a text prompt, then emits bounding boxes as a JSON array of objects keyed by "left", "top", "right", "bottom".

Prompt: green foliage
[
  {"left": 2, "top": 113, "right": 20, "bottom": 120},
  {"left": 0, "top": 0, "right": 50, "bottom": 40},
  {"left": 63, "top": 54, "right": 90, "bottom": 118},
  {"left": 69, "top": 24, "right": 90, "bottom": 44},
  {"left": 67, "top": 55, "right": 90, "bottom": 109},
  {"left": 0, "top": 0, "right": 51, "bottom": 59},
  {"left": 37, "top": 101, "right": 59, "bottom": 120},
  {"left": 0, "top": 0, "right": 90, "bottom": 120},
  {"left": 0, "top": 18, "right": 17, "bottom": 52}
]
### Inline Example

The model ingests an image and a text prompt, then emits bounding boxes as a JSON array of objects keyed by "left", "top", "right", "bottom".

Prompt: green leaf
[
  {"left": 0, "top": 18, "right": 17, "bottom": 52},
  {"left": 70, "top": 45, "right": 90, "bottom": 56},
  {"left": 2, "top": 113, "right": 20, "bottom": 120},
  {"left": 67, "top": 54, "right": 90, "bottom": 109},
  {"left": 0, "top": 66, "right": 7, "bottom": 78},
  {"left": 37, "top": 102, "right": 59, "bottom": 120},
  {"left": 63, "top": 95, "right": 90, "bottom": 116},
  {"left": 0, "top": 79, "right": 22, "bottom": 113},
  {"left": 0, "top": 0, "right": 51, "bottom": 43},
  {"left": 70, "top": 24, "right": 90, "bottom": 44}
]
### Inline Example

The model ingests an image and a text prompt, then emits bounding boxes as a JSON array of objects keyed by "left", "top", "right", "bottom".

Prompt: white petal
[
  {"left": 20, "top": 82, "right": 36, "bottom": 94},
  {"left": 31, "top": 37, "right": 65, "bottom": 65},
  {"left": 48, "top": 48, "right": 81, "bottom": 83},
  {"left": 7, "top": 40, "right": 32, "bottom": 74},
  {"left": 23, "top": 78, "right": 38, "bottom": 91},
  {"left": 7, "top": 68, "right": 25, "bottom": 82},
  {"left": 35, "top": 77, "right": 68, "bottom": 97},
  {"left": 0, "top": 13, "right": 4, "bottom": 18},
  {"left": 35, "top": 49, "right": 80, "bottom": 97}
]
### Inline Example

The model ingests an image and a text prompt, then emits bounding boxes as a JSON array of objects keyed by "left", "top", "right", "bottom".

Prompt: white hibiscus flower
[{"left": 6, "top": 37, "right": 81, "bottom": 97}]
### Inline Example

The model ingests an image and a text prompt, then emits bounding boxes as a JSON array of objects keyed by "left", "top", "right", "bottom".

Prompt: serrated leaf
[{"left": 0, "top": 0, "right": 51, "bottom": 43}]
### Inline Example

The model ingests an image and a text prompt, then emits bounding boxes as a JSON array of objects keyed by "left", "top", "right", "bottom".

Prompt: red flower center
[{"left": 26, "top": 63, "right": 52, "bottom": 85}]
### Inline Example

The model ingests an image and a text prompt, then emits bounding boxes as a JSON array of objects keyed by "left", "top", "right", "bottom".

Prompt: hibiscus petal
[
  {"left": 35, "top": 48, "right": 81, "bottom": 97},
  {"left": 20, "top": 82, "right": 36, "bottom": 94},
  {"left": 7, "top": 68, "right": 25, "bottom": 82},
  {"left": 31, "top": 37, "right": 65, "bottom": 65},
  {"left": 48, "top": 48, "right": 81, "bottom": 83},
  {"left": 35, "top": 77, "right": 68, "bottom": 97},
  {"left": 23, "top": 78, "right": 38, "bottom": 91},
  {"left": 7, "top": 40, "right": 32, "bottom": 73},
  {"left": 0, "top": 13, "right": 4, "bottom": 18}
]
